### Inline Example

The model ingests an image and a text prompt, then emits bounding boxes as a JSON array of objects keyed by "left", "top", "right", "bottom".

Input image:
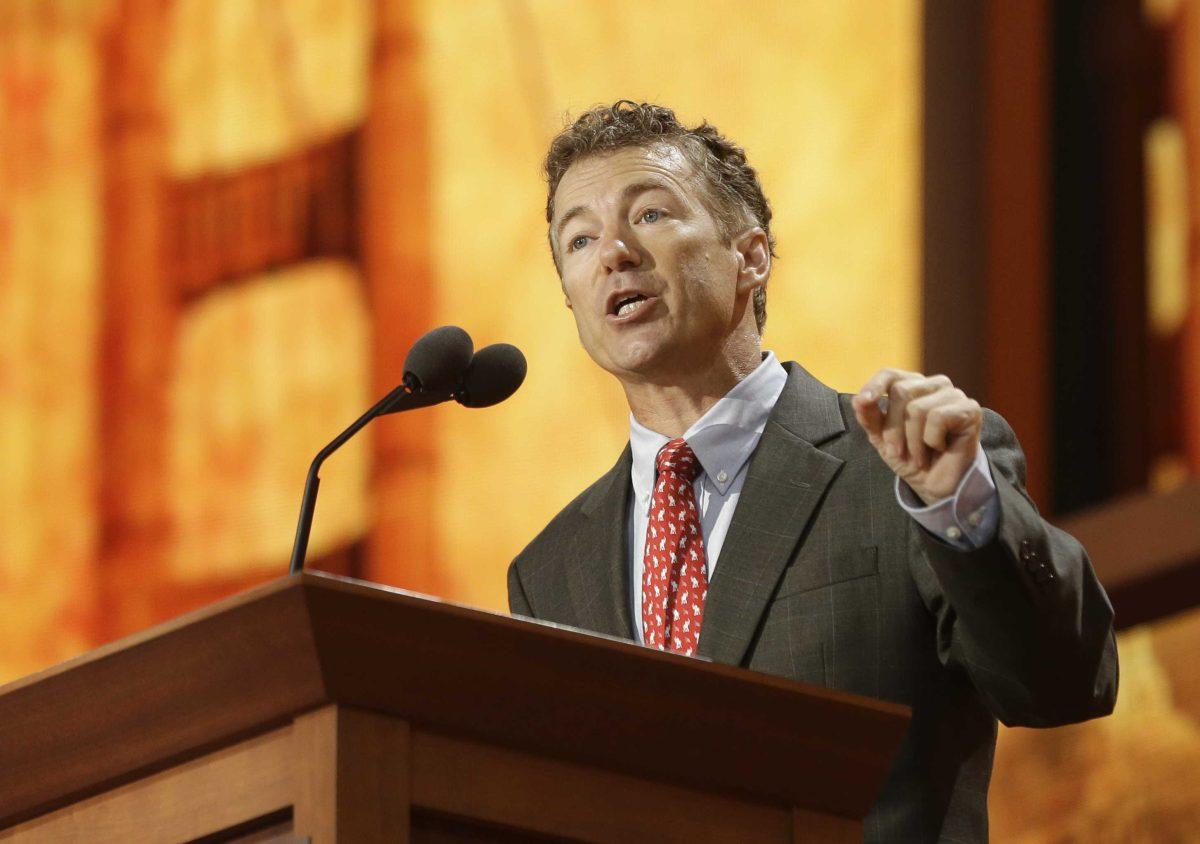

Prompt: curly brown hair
[{"left": 544, "top": 100, "right": 776, "bottom": 334}]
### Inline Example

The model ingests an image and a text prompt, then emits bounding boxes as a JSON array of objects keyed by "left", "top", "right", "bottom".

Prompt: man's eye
[
  {"left": 569, "top": 235, "right": 590, "bottom": 252},
  {"left": 639, "top": 209, "right": 662, "bottom": 223}
]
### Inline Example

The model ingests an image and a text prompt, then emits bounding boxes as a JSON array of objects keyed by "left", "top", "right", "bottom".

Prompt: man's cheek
[
  {"left": 560, "top": 279, "right": 582, "bottom": 313},
  {"left": 568, "top": 305, "right": 598, "bottom": 350}
]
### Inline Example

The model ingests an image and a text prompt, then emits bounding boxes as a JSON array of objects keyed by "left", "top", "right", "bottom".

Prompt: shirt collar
[{"left": 630, "top": 351, "right": 788, "bottom": 503}]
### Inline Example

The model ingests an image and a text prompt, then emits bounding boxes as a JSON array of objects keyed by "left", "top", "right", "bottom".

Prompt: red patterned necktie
[{"left": 641, "top": 438, "right": 708, "bottom": 655}]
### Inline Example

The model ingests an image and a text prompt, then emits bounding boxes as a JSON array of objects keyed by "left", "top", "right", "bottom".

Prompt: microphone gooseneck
[
  {"left": 288, "top": 379, "right": 410, "bottom": 575},
  {"left": 290, "top": 325, "right": 471, "bottom": 575},
  {"left": 288, "top": 327, "right": 527, "bottom": 575}
]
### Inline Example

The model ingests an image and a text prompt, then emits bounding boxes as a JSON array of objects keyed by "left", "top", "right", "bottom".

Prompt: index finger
[
  {"left": 858, "top": 368, "right": 922, "bottom": 402},
  {"left": 852, "top": 392, "right": 885, "bottom": 438},
  {"left": 854, "top": 367, "right": 920, "bottom": 439}
]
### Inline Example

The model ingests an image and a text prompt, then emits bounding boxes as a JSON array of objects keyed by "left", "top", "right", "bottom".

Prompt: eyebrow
[{"left": 553, "top": 179, "right": 679, "bottom": 245}]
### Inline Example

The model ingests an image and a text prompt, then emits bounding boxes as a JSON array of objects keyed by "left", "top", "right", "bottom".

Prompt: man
[{"left": 508, "top": 101, "right": 1117, "bottom": 842}]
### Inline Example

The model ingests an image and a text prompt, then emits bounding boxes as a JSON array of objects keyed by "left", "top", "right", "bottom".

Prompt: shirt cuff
[{"left": 894, "top": 443, "right": 999, "bottom": 551}]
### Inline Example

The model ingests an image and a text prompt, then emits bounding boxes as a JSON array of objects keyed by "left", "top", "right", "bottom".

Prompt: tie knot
[{"left": 656, "top": 438, "right": 700, "bottom": 480}]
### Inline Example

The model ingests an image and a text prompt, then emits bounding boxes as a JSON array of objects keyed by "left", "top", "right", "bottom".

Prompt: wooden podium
[{"left": 0, "top": 573, "right": 909, "bottom": 842}]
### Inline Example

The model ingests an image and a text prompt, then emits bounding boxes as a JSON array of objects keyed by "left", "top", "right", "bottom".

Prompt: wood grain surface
[{"left": 0, "top": 572, "right": 909, "bottom": 832}]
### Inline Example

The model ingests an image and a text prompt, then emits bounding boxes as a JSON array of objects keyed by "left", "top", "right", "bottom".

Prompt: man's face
[{"left": 550, "top": 144, "right": 756, "bottom": 384}]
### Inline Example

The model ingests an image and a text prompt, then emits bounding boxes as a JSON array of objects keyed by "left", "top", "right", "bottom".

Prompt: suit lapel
[
  {"left": 697, "top": 363, "right": 847, "bottom": 666},
  {"left": 566, "top": 445, "right": 635, "bottom": 639}
]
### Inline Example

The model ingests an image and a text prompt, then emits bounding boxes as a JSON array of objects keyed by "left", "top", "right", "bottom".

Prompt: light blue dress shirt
[{"left": 626, "top": 352, "right": 999, "bottom": 644}]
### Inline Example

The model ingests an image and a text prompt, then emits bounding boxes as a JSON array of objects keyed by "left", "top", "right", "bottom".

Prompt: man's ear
[{"left": 734, "top": 227, "right": 770, "bottom": 294}]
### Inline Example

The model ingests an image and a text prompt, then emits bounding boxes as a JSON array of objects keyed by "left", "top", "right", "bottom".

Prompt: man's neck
[{"left": 623, "top": 345, "right": 763, "bottom": 438}]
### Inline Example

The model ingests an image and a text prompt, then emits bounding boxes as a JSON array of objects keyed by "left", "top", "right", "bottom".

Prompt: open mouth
[{"left": 611, "top": 293, "right": 649, "bottom": 317}]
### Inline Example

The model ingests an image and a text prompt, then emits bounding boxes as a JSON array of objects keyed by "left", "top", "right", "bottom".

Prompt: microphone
[
  {"left": 456, "top": 343, "right": 527, "bottom": 408},
  {"left": 401, "top": 325, "right": 474, "bottom": 393},
  {"left": 288, "top": 325, "right": 474, "bottom": 574}
]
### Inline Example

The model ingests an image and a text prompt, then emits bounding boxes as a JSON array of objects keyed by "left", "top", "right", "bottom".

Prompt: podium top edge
[{"left": 1, "top": 571, "right": 911, "bottom": 722}]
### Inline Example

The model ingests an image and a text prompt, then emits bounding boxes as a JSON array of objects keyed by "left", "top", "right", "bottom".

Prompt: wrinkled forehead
[{"left": 550, "top": 142, "right": 703, "bottom": 219}]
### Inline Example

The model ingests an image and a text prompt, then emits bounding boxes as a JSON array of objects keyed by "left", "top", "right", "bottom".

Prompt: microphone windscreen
[
  {"left": 403, "top": 325, "right": 474, "bottom": 392},
  {"left": 457, "top": 343, "right": 527, "bottom": 408}
]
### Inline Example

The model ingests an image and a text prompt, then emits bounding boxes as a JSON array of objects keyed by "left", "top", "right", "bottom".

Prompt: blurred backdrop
[{"left": 0, "top": 0, "right": 1198, "bottom": 839}]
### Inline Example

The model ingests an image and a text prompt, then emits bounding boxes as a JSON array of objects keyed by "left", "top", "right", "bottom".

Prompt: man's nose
[{"left": 598, "top": 232, "right": 641, "bottom": 273}]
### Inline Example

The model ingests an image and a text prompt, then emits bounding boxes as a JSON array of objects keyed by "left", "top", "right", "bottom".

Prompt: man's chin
[{"left": 601, "top": 345, "right": 683, "bottom": 384}]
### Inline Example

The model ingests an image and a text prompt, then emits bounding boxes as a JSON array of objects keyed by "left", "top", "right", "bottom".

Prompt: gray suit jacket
[{"left": 508, "top": 362, "right": 1118, "bottom": 842}]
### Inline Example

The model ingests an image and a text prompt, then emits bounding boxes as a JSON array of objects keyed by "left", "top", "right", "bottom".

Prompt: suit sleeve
[
  {"left": 508, "top": 558, "right": 534, "bottom": 618},
  {"left": 906, "top": 409, "right": 1119, "bottom": 728}
]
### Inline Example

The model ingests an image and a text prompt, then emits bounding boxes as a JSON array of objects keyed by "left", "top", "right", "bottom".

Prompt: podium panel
[{"left": 0, "top": 574, "right": 906, "bottom": 842}]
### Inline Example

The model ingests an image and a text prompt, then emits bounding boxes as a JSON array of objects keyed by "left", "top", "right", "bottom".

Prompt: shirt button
[
  {"left": 967, "top": 509, "right": 983, "bottom": 527},
  {"left": 716, "top": 470, "right": 728, "bottom": 483},
  {"left": 946, "top": 526, "right": 963, "bottom": 541}
]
